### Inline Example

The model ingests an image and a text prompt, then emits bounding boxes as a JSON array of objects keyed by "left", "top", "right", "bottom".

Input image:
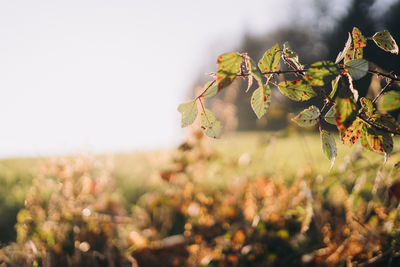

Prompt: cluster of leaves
[{"left": 178, "top": 27, "right": 400, "bottom": 168}]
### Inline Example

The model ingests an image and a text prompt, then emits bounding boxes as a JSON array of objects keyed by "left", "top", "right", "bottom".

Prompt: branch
[
  {"left": 368, "top": 69, "right": 400, "bottom": 82},
  {"left": 372, "top": 80, "right": 393, "bottom": 104},
  {"left": 357, "top": 114, "right": 400, "bottom": 135}
]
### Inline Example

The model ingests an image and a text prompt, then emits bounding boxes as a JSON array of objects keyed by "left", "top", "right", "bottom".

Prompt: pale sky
[{"left": 0, "top": 0, "right": 379, "bottom": 158}]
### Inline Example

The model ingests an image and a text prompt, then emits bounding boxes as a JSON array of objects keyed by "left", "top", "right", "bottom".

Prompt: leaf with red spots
[
  {"left": 372, "top": 30, "right": 399, "bottom": 55},
  {"left": 335, "top": 32, "right": 352, "bottom": 64},
  {"left": 292, "top": 105, "right": 320, "bottom": 127},
  {"left": 216, "top": 52, "right": 242, "bottom": 91},
  {"left": 341, "top": 118, "right": 364, "bottom": 146},
  {"left": 364, "top": 127, "right": 393, "bottom": 155},
  {"left": 352, "top": 27, "right": 367, "bottom": 49},
  {"left": 324, "top": 105, "right": 336, "bottom": 125},
  {"left": 344, "top": 59, "right": 369, "bottom": 80},
  {"left": 251, "top": 85, "right": 271, "bottom": 119},
  {"left": 178, "top": 100, "right": 198, "bottom": 128},
  {"left": 277, "top": 80, "right": 316, "bottom": 101},
  {"left": 305, "top": 61, "right": 340, "bottom": 86},
  {"left": 379, "top": 90, "right": 400, "bottom": 111},
  {"left": 282, "top": 42, "right": 303, "bottom": 70},
  {"left": 258, "top": 44, "right": 280, "bottom": 81},
  {"left": 320, "top": 129, "right": 337, "bottom": 169},
  {"left": 335, "top": 95, "right": 357, "bottom": 133},
  {"left": 200, "top": 109, "right": 222, "bottom": 138}
]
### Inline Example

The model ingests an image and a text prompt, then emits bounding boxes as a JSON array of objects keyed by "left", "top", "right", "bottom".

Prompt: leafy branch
[{"left": 178, "top": 27, "right": 400, "bottom": 167}]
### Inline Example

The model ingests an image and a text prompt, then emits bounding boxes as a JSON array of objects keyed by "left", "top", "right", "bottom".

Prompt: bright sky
[{"left": 0, "top": 0, "right": 369, "bottom": 158}]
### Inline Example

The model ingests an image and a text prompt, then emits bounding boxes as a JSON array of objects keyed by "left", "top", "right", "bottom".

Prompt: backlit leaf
[
  {"left": 200, "top": 109, "right": 222, "bottom": 138},
  {"left": 341, "top": 118, "right": 364, "bottom": 146},
  {"left": 360, "top": 97, "right": 374, "bottom": 116},
  {"left": 344, "top": 59, "right": 369, "bottom": 80},
  {"left": 352, "top": 27, "right": 367, "bottom": 48},
  {"left": 324, "top": 105, "right": 336, "bottom": 125},
  {"left": 329, "top": 75, "right": 340, "bottom": 99},
  {"left": 278, "top": 80, "right": 316, "bottom": 101},
  {"left": 372, "top": 30, "right": 399, "bottom": 55},
  {"left": 202, "top": 81, "right": 218, "bottom": 99},
  {"left": 248, "top": 57, "right": 264, "bottom": 86},
  {"left": 305, "top": 61, "right": 340, "bottom": 86},
  {"left": 365, "top": 127, "right": 393, "bottom": 155},
  {"left": 320, "top": 129, "right": 336, "bottom": 169},
  {"left": 282, "top": 42, "right": 303, "bottom": 70},
  {"left": 258, "top": 44, "right": 280, "bottom": 80},
  {"left": 251, "top": 85, "right": 271, "bottom": 119},
  {"left": 379, "top": 90, "right": 400, "bottom": 111},
  {"left": 216, "top": 52, "right": 242, "bottom": 91},
  {"left": 178, "top": 101, "right": 198, "bottom": 128},
  {"left": 335, "top": 32, "right": 352, "bottom": 64},
  {"left": 335, "top": 95, "right": 357, "bottom": 133},
  {"left": 292, "top": 105, "right": 320, "bottom": 127}
]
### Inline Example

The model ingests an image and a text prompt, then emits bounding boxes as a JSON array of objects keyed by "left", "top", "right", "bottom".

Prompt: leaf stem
[{"left": 357, "top": 114, "right": 400, "bottom": 135}]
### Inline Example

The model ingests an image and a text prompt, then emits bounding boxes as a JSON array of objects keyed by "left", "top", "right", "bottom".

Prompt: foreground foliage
[{"left": 1, "top": 132, "right": 400, "bottom": 266}]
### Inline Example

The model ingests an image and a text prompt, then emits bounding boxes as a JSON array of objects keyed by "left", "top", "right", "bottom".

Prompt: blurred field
[{"left": 1, "top": 131, "right": 400, "bottom": 266}]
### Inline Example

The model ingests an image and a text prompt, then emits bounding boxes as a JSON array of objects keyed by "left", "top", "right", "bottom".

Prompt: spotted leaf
[
  {"left": 372, "top": 30, "right": 399, "bottom": 55},
  {"left": 200, "top": 109, "right": 222, "bottom": 138},
  {"left": 335, "top": 95, "right": 357, "bottom": 133},
  {"left": 278, "top": 80, "right": 316, "bottom": 101},
  {"left": 320, "top": 129, "right": 337, "bottom": 169},
  {"left": 216, "top": 52, "right": 242, "bottom": 91},
  {"left": 365, "top": 127, "right": 393, "bottom": 155},
  {"left": 292, "top": 105, "right": 320, "bottom": 127},
  {"left": 341, "top": 118, "right": 364, "bottom": 146},
  {"left": 352, "top": 27, "right": 367, "bottom": 49},
  {"left": 251, "top": 85, "right": 271, "bottom": 119},
  {"left": 305, "top": 61, "right": 340, "bottom": 86},
  {"left": 178, "top": 101, "right": 198, "bottom": 128},
  {"left": 258, "top": 44, "right": 280, "bottom": 80},
  {"left": 379, "top": 90, "right": 400, "bottom": 111}
]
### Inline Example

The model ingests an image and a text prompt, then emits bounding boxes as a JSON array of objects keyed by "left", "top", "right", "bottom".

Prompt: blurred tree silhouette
[{"left": 191, "top": 0, "right": 400, "bottom": 132}]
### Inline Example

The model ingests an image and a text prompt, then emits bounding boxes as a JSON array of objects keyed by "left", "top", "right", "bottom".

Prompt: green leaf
[
  {"left": 344, "top": 59, "right": 369, "bottom": 80},
  {"left": 178, "top": 101, "right": 198, "bottom": 128},
  {"left": 305, "top": 61, "right": 340, "bottom": 86},
  {"left": 329, "top": 75, "right": 340, "bottom": 99},
  {"left": 282, "top": 42, "right": 303, "bottom": 70},
  {"left": 324, "top": 105, "right": 336, "bottom": 125},
  {"left": 248, "top": 57, "right": 264, "bottom": 86},
  {"left": 202, "top": 81, "right": 218, "bottom": 99},
  {"left": 200, "top": 109, "right": 222, "bottom": 138},
  {"left": 251, "top": 85, "right": 271, "bottom": 119},
  {"left": 278, "top": 80, "right": 316, "bottom": 101},
  {"left": 335, "top": 32, "right": 352, "bottom": 64},
  {"left": 341, "top": 118, "right": 364, "bottom": 146},
  {"left": 320, "top": 129, "right": 336, "bottom": 169},
  {"left": 216, "top": 52, "right": 242, "bottom": 91},
  {"left": 360, "top": 97, "right": 374, "bottom": 116},
  {"left": 372, "top": 30, "right": 399, "bottom": 55},
  {"left": 292, "top": 105, "right": 320, "bottom": 127},
  {"left": 335, "top": 96, "right": 357, "bottom": 133},
  {"left": 258, "top": 44, "right": 280, "bottom": 80},
  {"left": 379, "top": 90, "right": 400, "bottom": 111}
]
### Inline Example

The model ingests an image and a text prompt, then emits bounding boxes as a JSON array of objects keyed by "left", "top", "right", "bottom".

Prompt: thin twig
[
  {"left": 372, "top": 80, "right": 393, "bottom": 104},
  {"left": 357, "top": 114, "right": 400, "bottom": 135}
]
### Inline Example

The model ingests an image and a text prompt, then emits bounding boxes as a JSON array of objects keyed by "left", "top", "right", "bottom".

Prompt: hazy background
[{"left": 0, "top": 0, "right": 398, "bottom": 158}]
